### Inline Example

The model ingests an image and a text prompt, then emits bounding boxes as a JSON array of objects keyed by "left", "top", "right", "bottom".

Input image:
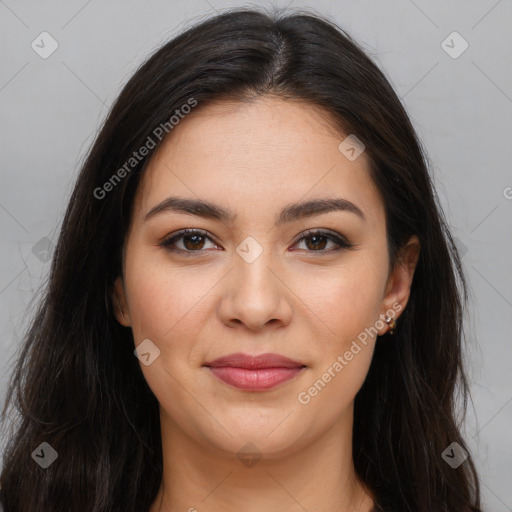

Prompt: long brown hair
[{"left": 0, "top": 7, "right": 482, "bottom": 511}]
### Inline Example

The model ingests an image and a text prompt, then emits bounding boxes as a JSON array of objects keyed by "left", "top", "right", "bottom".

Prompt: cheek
[
  {"left": 297, "top": 288, "right": 378, "bottom": 425},
  {"left": 122, "top": 253, "right": 236, "bottom": 445},
  {"left": 306, "top": 260, "right": 386, "bottom": 344},
  {"left": 296, "top": 259, "right": 386, "bottom": 412},
  {"left": 123, "top": 258, "right": 219, "bottom": 414},
  {"left": 123, "top": 252, "right": 219, "bottom": 353}
]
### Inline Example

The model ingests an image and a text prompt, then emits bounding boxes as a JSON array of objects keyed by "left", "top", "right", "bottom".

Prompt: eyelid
[
  {"left": 292, "top": 228, "right": 352, "bottom": 248},
  {"left": 159, "top": 228, "right": 220, "bottom": 254}
]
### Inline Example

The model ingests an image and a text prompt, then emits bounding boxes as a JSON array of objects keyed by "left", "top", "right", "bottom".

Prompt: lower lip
[{"left": 206, "top": 366, "right": 305, "bottom": 390}]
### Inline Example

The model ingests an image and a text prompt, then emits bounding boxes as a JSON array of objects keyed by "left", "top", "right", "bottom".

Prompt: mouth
[{"left": 203, "top": 352, "right": 307, "bottom": 391}]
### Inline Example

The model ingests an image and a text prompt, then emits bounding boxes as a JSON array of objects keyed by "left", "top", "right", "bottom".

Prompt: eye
[
  {"left": 291, "top": 229, "right": 353, "bottom": 253},
  {"left": 159, "top": 229, "right": 220, "bottom": 255}
]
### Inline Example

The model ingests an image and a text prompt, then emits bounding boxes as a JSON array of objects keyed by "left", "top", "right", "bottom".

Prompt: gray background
[{"left": 1, "top": 0, "right": 511, "bottom": 509}]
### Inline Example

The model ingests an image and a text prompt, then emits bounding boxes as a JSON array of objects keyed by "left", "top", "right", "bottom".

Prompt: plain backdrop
[{"left": 1, "top": 0, "right": 511, "bottom": 509}]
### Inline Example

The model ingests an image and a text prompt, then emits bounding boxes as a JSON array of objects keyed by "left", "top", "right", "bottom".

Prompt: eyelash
[{"left": 159, "top": 228, "right": 353, "bottom": 256}]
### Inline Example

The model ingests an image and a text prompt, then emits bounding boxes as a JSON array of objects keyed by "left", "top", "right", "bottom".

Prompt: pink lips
[{"left": 203, "top": 352, "right": 306, "bottom": 390}]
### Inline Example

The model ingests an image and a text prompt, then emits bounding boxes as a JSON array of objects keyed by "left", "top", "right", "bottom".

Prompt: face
[{"left": 114, "top": 96, "right": 419, "bottom": 459}]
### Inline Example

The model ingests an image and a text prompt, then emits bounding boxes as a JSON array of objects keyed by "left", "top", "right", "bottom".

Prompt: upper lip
[{"left": 203, "top": 352, "right": 306, "bottom": 369}]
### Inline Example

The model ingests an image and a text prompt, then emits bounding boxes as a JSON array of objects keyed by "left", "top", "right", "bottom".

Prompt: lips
[
  {"left": 203, "top": 353, "right": 306, "bottom": 390},
  {"left": 204, "top": 352, "right": 305, "bottom": 369}
]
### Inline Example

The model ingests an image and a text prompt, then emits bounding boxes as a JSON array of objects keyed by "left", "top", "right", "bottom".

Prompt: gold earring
[{"left": 384, "top": 316, "right": 397, "bottom": 334}]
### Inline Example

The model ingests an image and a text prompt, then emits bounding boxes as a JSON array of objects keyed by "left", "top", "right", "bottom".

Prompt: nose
[{"left": 217, "top": 247, "right": 293, "bottom": 332}]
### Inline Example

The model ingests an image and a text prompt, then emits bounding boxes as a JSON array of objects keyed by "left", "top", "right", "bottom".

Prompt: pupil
[
  {"left": 308, "top": 235, "right": 326, "bottom": 250},
  {"left": 186, "top": 235, "right": 203, "bottom": 249}
]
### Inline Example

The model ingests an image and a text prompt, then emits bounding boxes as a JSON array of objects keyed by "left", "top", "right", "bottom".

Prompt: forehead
[{"left": 134, "top": 97, "right": 383, "bottom": 225}]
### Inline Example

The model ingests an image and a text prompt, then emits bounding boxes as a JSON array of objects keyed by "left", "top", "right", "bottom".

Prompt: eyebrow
[{"left": 144, "top": 196, "right": 366, "bottom": 224}]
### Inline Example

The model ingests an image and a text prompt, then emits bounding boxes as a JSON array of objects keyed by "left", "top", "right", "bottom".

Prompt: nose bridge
[
  {"left": 219, "top": 235, "right": 291, "bottom": 330},
  {"left": 233, "top": 235, "right": 278, "bottom": 301},
  {"left": 234, "top": 242, "right": 273, "bottom": 289}
]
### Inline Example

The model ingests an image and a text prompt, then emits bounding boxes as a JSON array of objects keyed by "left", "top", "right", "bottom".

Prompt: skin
[{"left": 113, "top": 96, "right": 420, "bottom": 512}]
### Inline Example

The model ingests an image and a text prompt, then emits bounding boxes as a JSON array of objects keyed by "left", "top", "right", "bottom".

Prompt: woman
[{"left": 0, "top": 7, "right": 482, "bottom": 512}]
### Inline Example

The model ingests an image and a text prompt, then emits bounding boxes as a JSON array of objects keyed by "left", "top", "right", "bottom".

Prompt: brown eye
[
  {"left": 182, "top": 234, "right": 206, "bottom": 250},
  {"left": 160, "top": 229, "right": 219, "bottom": 255},
  {"left": 292, "top": 230, "right": 353, "bottom": 253},
  {"left": 303, "top": 234, "right": 329, "bottom": 251}
]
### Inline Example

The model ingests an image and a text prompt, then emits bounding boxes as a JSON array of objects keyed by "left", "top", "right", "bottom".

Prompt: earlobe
[
  {"left": 380, "top": 235, "right": 420, "bottom": 332},
  {"left": 112, "top": 276, "right": 131, "bottom": 326}
]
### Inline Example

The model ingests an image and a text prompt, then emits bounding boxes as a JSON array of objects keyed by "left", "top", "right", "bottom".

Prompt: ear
[
  {"left": 112, "top": 276, "right": 132, "bottom": 327},
  {"left": 379, "top": 235, "right": 420, "bottom": 334}
]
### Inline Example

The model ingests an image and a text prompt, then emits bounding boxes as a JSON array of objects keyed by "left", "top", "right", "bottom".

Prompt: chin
[{"left": 193, "top": 419, "right": 311, "bottom": 461}]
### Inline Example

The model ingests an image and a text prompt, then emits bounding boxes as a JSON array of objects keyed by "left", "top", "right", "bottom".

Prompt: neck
[{"left": 149, "top": 404, "right": 374, "bottom": 512}]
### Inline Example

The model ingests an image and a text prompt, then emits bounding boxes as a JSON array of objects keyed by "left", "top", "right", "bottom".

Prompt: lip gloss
[{"left": 207, "top": 366, "right": 305, "bottom": 390}]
